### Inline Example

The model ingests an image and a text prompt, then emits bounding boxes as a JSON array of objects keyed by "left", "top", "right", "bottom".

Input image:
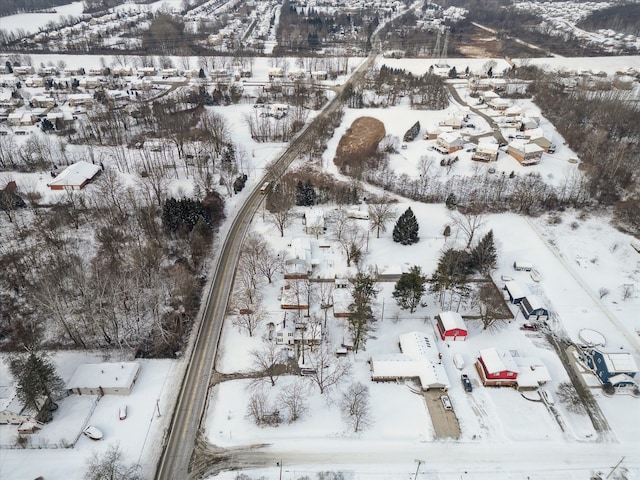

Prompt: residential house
[
  {"left": 311, "top": 70, "right": 328, "bottom": 81},
  {"left": 0, "top": 386, "right": 33, "bottom": 425},
  {"left": 284, "top": 237, "right": 313, "bottom": 279},
  {"left": 67, "top": 93, "right": 94, "bottom": 107},
  {"left": 30, "top": 95, "right": 56, "bottom": 108},
  {"left": 582, "top": 348, "right": 638, "bottom": 389},
  {"left": 435, "top": 311, "right": 467, "bottom": 341},
  {"left": 472, "top": 141, "right": 499, "bottom": 162},
  {"left": 436, "top": 132, "right": 464, "bottom": 154},
  {"left": 268, "top": 67, "right": 284, "bottom": 80},
  {"left": 438, "top": 116, "right": 462, "bottom": 130},
  {"left": 275, "top": 312, "right": 322, "bottom": 348},
  {"left": 303, "top": 209, "right": 325, "bottom": 236},
  {"left": 370, "top": 332, "right": 450, "bottom": 391},
  {"left": 475, "top": 347, "right": 519, "bottom": 387},
  {"left": 507, "top": 140, "right": 544, "bottom": 166},
  {"left": 48, "top": 161, "right": 102, "bottom": 190},
  {"left": 66, "top": 362, "right": 141, "bottom": 395},
  {"left": 488, "top": 98, "right": 511, "bottom": 111}
]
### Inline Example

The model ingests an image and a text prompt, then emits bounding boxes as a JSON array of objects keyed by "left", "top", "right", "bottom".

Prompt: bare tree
[
  {"left": 232, "top": 300, "right": 266, "bottom": 337},
  {"left": 241, "top": 232, "right": 283, "bottom": 284},
  {"left": 471, "top": 283, "right": 508, "bottom": 331},
  {"left": 556, "top": 382, "right": 585, "bottom": 414},
  {"left": 85, "top": 444, "right": 142, "bottom": 480},
  {"left": 335, "top": 223, "right": 367, "bottom": 268},
  {"left": 450, "top": 211, "right": 486, "bottom": 249},
  {"left": 266, "top": 184, "right": 294, "bottom": 237},
  {"left": 315, "top": 281, "right": 335, "bottom": 328},
  {"left": 250, "top": 340, "right": 286, "bottom": 386},
  {"left": 304, "top": 344, "right": 351, "bottom": 394},
  {"left": 246, "top": 388, "right": 270, "bottom": 426},
  {"left": 367, "top": 196, "right": 396, "bottom": 238},
  {"left": 277, "top": 379, "right": 309, "bottom": 422},
  {"left": 340, "top": 382, "right": 372, "bottom": 433}
]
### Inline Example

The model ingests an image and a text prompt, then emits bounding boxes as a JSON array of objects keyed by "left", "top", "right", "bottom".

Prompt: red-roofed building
[{"left": 435, "top": 311, "right": 467, "bottom": 341}]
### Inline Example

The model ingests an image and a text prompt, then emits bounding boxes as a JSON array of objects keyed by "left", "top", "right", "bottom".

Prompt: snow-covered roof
[
  {"left": 477, "top": 141, "right": 499, "bottom": 154},
  {"left": 509, "top": 140, "right": 544, "bottom": 154},
  {"left": 66, "top": 362, "right": 140, "bottom": 390},
  {"left": 371, "top": 332, "right": 449, "bottom": 389},
  {"left": 438, "top": 131, "right": 463, "bottom": 145},
  {"left": 479, "top": 348, "right": 519, "bottom": 374},
  {"left": 524, "top": 294, "right": 544, "bottom": 311},
  {"left": 48, "top": 161, "right": 101, "bottom": 188},
  {"left": 607, "top": 373, "right": 637, "bottom": 386},
  {"left": 504, "top": 280, "right": 527, "bottom": 299},
  {"left": 437, "top": 311, "right": 466, "bottom": 332},
  {"left": 332, "top": 288, "right": 353, "bottom": 315},
  {"left": 602, "top": 352, "right": 638, "bottom": 374},
  {"left": 514, "top": 356, "right": 551, "bottom": 387}
]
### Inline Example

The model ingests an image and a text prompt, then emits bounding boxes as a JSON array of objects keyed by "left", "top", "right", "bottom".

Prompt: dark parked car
[{"left": 461, "top": 374, "right": 473, "bottom": 392}]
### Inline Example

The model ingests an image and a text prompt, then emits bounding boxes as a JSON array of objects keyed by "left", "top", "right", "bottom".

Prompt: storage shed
[
  {"left": 519, "top": 295, "right": 548, "bottom": 321},
  {"left": 435, "top": 311, "right": 467, "bottom": 341},
  {"left": 504, "top": 281, "right": 527, "bottom": 304}
]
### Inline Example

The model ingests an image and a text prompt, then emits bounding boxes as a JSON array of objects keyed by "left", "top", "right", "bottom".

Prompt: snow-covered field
[{"left": 0, "top": 53, "right": 639, "bottom": 480}]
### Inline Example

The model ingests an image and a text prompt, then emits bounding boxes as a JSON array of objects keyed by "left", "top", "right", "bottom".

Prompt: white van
[{"left": 453, "top": 353, "right": 465, "bottom": 370}]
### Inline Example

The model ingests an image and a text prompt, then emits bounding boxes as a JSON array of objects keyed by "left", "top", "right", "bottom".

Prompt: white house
[{"left": 370, "top": 332, "right": 450, "bottom": 391}]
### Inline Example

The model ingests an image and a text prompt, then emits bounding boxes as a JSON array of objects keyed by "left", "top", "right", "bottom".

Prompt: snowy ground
[{"left": 0, "top": 53, "right": 639, "bottom": 479}]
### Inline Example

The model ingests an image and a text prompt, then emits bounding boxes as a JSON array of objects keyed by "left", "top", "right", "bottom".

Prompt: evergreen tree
[
  {"left": 470, "top": 230, "right": 497, "bottom": 275},
  {"left": 304, "top": 179, "right": 316, "bottom": 206},
  {"left": 347, "top": 272, "right": 379, "bottom": 353},
  {"left": 445, "top": 193, "right": 457, "bottom": 210},
  {"left": 162, "top": 197, "right": 214, "bottom": 234},
  {"left": 392, "top": 207, "right": 419, "bottom": 245},
  {"left": 9, "top": 351, "right": 64, "bottom": 414},
  {"left": 295, "top": 180, "right": 306, "bottom": 206},
  {"left": 430, "top": 248, "right": 473, "bottom": 308},
  {"left": 198, "top": 67, "right": 206, "bottom": 79},
  {"left": 448, "top": 66, "right": 457, "bottom": 79},
  {"left": 392, "top": 266, "right": 427, "bottom": 313}
]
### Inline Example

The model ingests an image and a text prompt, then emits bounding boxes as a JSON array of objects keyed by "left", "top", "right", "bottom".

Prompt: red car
[{"left": 521, "top": 323, "right": 538, "bottom": 332}]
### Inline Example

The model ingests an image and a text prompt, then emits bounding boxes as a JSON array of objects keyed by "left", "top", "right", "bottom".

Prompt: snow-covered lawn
[{"left": 0, "top": 353, "right": 181, "bottom": 480}]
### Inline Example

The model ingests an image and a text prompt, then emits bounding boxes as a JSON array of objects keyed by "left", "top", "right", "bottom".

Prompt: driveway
[{"left": 423, "top": 390, "right": 461, "bottom": 439}]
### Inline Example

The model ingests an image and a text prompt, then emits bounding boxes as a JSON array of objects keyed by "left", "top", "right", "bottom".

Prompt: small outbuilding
[
  {"left": 519, "top": 295, "right": 548, "bottom": 321},
  {"left": 66, "top": 362, "right": 141, "bottom": 396},
  {"left": 504, "top": 280, "right": 527, "bottom": 305},
  {"left": 435, "top": 311, "right": 467, "bottom": 341}
]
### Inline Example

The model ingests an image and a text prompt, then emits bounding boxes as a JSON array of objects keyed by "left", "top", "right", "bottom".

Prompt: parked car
[
  {"left": 119, "top": 404, "right": 128, "bottom": 420},
  {"left": 461, "top": 374, "right": 473, "bottom": 392},
  {"left": 548, "top": 144, "right": 556, "bottom": 153},
  {"left": 441, "top": 395, "right": 453, "bottom": 410},
  {"left": 521, "top": 323, "right": 538, "bottom": 331},
  {"left": 82, "top": 425, "right": 104, "bottom": 440},
  {"left": 453, "top": 353, "right": 465, "bottom": 370}
]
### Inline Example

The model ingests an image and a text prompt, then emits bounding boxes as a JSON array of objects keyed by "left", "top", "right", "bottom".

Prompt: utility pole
[
  {"left": 414, "top": 459, "right": 424, "bottom": 480},
  {"left": 277, "top": 461, "right": 283, "bottom": 480}
]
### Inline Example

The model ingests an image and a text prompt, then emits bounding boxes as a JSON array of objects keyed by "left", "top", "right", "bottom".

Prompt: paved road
[
  {"left": 446, "top": 83, "right": 507, "bottom": 145},
  {"left": 154, "top": 53, "right": 376, "bottom": 480}
]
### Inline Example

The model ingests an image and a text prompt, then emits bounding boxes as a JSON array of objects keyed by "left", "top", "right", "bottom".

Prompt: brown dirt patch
[{"left": 334, "top": 116, "right": 386, "bottom": 174}]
